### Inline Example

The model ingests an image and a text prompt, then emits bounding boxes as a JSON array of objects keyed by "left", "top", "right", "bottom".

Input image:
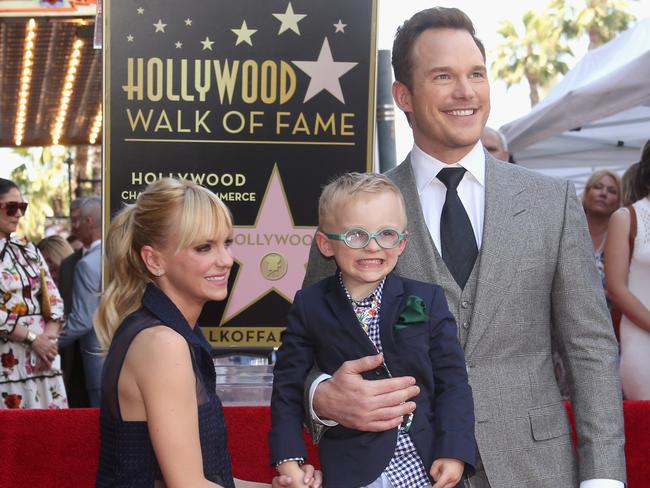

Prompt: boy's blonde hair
[{"left": 318, "top": 172, "right": 407, "bottom": 230}]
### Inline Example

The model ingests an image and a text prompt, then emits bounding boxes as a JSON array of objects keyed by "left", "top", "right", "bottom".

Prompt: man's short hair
[
  {"left": 70, "top": 198, "right": 85, "bottom": 211},
  {"left": 318, "top": 172, "right": 407, "bottom": 230},
  {"left": 80, "top": 196, "right": 102, "bottom": 229},
  {"left": 392, "top": 7, "right": 486, "bottom": 91}
]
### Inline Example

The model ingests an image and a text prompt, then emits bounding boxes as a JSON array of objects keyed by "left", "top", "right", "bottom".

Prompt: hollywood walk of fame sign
[{"left": 104, "top": 0, "right": 377, "bottom": 349}]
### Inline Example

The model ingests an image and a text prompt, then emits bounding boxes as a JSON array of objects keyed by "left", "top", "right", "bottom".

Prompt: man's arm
[
  {"left": 59, "top": 257, "right": 100, "bottom": 348},
  {"left": 552, "top": 181, "right": 626, "bottom": 484},
  {"left": 310, "top": 354, "right": 419, "bottom": 432}
]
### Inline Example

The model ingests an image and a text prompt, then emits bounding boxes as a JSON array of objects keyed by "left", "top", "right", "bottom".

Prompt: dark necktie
[{"left": 437, "top": 167, "right": 478, "bottom": 289}]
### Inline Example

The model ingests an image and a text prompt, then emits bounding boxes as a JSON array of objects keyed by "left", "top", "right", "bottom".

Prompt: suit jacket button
[
  {"left": 462, "top": 321, "right": 469, "bottom": 329},
  {"left": 461, "top": 300, "right": 470, "bottom": 309}
]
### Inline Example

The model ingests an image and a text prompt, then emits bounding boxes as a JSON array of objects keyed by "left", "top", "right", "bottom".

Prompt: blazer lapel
[
  {"left": 377, "top": 273, "right": 404, "bottom": 368},
  {"left": 323, "top": 275, "right": 377, "bottom": 355},
  {"left": 464, "top": 155, "right": 529, "bottom": 358}
]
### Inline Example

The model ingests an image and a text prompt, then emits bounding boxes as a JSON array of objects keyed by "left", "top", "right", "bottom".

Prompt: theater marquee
[{"left": 104, "top": 0, "right": 377, "bottom": 349}]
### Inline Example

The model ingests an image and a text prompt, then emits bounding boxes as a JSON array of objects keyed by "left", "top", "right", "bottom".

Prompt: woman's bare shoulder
[{"left": 127, "top": 325, "right": 190, "bottom": 367}]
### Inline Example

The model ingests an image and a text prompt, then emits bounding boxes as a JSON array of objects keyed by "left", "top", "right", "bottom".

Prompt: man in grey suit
[
  {"left": 59, "top": 197, "right": 103, "bottom": 407},
  {"left": 304, "top": 7, "right": 625, "bottom": 488}
]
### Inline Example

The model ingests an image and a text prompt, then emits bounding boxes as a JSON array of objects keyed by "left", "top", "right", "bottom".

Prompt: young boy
[{"left": 269, "top": 173, "right": 475, "bottom": 488}]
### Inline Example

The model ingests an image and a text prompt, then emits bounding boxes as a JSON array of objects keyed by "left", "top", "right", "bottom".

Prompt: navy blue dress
[{"left": 96, "top": 284, "right": 235, "bottom": 488}]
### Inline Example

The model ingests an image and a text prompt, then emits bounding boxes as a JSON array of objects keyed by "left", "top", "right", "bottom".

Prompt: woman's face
[
  {"left": 0, "top": 188, "right": 25, "bottom": 239},
  {"left": 155, "top": 231, "right": 234, "bottom": 321},
  {"left": 584, "top": 175, "right": 619, "bottom": 217}
]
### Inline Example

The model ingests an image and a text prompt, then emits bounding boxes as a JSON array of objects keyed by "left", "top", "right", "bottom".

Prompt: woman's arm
[
  {"left": 605, "top": 210, "right": 650, "bottom": 332},
  {"left": 38, "top": 247, "right": 64, "bottom": 322},
  {"left": 128, "top": 326, "right": 220, "bottom": 488},
  {"left": 7, "top": 322, "right": 58, "bottom": 367}
]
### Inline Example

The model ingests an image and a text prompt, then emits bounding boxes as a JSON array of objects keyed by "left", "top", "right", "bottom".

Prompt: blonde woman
[
  {"left": 581, "top": 170, "right": 621, "bottom": 289},
  {"left": 94, "top": 178, "right": 320, "bottom": 488},
  {"left": 37, "top": 235, "right": 74, "bottom": 286}
]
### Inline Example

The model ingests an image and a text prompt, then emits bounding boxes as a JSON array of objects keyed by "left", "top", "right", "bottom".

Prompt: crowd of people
[{"left": 0, "top": 5, "right": 648, "bottom": 488}]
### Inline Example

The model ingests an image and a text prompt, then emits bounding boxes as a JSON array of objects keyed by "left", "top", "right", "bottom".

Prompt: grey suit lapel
[
  {"left": 388, "top": 157, "right": 443, "bottom": 286},
  {"left": 464, "top": 155, "right": 529, "bottom": 358}
]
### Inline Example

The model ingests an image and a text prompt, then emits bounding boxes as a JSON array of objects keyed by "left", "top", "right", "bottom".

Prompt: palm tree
[
  {"left": 552, "top": 0, "right": 636, "bottom": 49},
  {"left": 11, "top": 147, "right": 69, "bottom": 241},
  {"left": 492, "top": 9, "right": 572, "bottom": 106}
]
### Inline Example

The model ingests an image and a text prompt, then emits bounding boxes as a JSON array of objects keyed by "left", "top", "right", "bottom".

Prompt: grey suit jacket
[
  {"left": 303, "top": 154, "right": 626, "bottom": 487},
  {"left": 59, "top": 243, "right": 103, "bottom": 398}
]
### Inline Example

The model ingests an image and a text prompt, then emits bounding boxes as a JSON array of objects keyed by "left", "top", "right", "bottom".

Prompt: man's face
[
  {"left": 393, "top": 28, "right": 490, "bottom": 163},
  {"left": 481, "top": 130, "right": 509, "bottom": 162},
  {"left": 70, "top": 207, "right": 82, "bottom": 235}
]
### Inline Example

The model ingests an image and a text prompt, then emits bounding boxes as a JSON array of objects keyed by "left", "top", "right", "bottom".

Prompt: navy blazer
[{"left": 269, "top": 272, "right": 475, "bottom": 488}]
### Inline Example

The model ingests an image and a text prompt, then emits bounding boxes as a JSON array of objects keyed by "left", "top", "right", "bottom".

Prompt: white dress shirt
[
  {"left": 410, "top": 141, "right": 485, "bottom": 253},
  {"left": 310, "top": 143, "right": 623, "bottom": 488}
]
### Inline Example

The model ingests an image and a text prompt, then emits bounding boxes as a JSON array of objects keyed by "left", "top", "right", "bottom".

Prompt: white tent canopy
[{"left": 501, "top": 18, "right": 650, "bottom": 173}]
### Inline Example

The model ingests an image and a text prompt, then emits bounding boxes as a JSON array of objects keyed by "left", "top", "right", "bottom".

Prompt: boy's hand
[
  {"left": 430, "top": 458, "right": 464, "bottom": 488},
  {"left": 274, "top": 461, "right": 320, "bottom": 488}
]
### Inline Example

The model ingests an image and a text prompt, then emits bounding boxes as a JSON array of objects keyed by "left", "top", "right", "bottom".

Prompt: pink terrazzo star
[{"left": 222, "top": 166, "right": 316, "bottom": 323}]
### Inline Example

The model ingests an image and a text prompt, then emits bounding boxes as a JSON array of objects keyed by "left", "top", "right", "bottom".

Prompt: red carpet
[{"left": 0, "top": 403, "right": 646, "bottom": 487}]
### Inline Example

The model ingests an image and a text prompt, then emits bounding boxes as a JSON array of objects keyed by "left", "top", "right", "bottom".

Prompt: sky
[{"left": 2, "top": 0, "right": 649, "bottom": 177}]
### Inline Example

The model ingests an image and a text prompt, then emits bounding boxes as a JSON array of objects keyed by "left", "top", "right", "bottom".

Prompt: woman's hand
[
  {"left": 34, "top": 356, "right": 52, "bottom": 373},
  {"left": 271, "top": 464, "right": 321, "bottom": 488},
  {"left": 31, "top": 333, "right": 58, "bottom": 365}
]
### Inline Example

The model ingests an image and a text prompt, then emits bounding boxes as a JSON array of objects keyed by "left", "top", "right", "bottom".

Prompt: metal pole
[
  {"left": 376, "top": 49, "right": 397, "bottom": 172},
  {"left": 65, "top": 151, "right": 73, "bottom": 206}
]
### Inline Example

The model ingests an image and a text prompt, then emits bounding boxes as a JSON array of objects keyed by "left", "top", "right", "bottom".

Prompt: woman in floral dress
[{"left": 0, "top": 178, "right": 67, "bottom": 409}]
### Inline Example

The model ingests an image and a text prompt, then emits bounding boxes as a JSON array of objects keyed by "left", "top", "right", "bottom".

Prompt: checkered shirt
[{"left": 340, "top": 274, "right": 431, "bottom": 488}]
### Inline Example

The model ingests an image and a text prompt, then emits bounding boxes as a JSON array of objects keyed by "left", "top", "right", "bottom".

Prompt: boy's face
[{"left": 316, "top": 191, "right": 407, "bottom": 299}]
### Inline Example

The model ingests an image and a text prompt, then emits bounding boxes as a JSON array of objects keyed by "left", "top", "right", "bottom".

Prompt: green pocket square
[{"left": 395, "top": 295, "right": 428, "bottom": 330}]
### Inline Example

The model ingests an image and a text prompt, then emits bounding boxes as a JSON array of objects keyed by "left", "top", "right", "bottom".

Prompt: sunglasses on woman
[{"left": 0, "top": 201, "right": 28, "bottom": 216}]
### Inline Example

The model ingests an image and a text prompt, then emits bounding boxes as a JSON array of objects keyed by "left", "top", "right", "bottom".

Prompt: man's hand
[
  {"left": 313, "top": 354, "right": 419, "bottom": 431},
  {"left": 430, "top": 458, "right": 464, "bottom": 488},
  {"left": 271, "top": 464, "right": 322, "bottom": 488}
]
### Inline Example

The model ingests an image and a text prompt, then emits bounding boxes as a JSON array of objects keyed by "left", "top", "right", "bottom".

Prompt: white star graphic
[
  {"left": 201, "top": 36, "right": 214, "bottom": 51},
  {"left": 136, "top": 7, "right": 144, "bottom": 15},
  {"left": 292, "top": 37, "right": 358, "bottom": 103},
  {"left": 231, "top": 20, "right": 257, "bottom": 46},
  {"left": 175, "top": 41, "right": 183, "bottom": 49},
  {"left": 272, "top": 2, "right": 306, "bottom": 35},
  {"left": 153, "top": 19, "right": 167, "bottom": 33},
  {"left": 126, "top": 34, "right": 134, "bottom": 42},
  {"left": 185, "top": 18, "right": 192, "bottom": 26},
  {"left": 333, "top": 20, "right": 347, "bottom": 33}
]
